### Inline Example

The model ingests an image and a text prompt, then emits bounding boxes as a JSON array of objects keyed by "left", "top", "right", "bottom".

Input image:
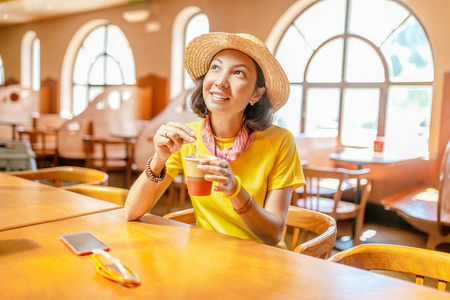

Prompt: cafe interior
[{"left": 1, "top": 0, "right": 450, "bottom": 298}]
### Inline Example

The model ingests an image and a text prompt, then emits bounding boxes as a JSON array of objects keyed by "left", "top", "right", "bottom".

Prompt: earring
[{"left": 250, "top": 102, "right": 254, "bottom": 106}]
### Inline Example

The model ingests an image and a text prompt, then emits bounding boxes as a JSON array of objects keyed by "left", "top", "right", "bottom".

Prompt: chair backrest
[
  {"left": 283, "top": 206, "right": 337, "bottom": 258},
  {"left": 7, "top": 166, "right": 109, "bottom": 187},
  {"left": 0, "top": 84, "right": 40, "bottom": 122},
  {"left": 302, "top": 167, "right": 348, "bottom": 214},
  {"left": 57, "top": 86, "right": 150, "bottom": 160},
  {"left": 301, "top": 167, "right": 371, "bottom": 217},
  {"left": 62, "top": 184, "right": 129, "bottom": 206},
  {"left": 438, "top": 139, "right": 450, "bottom": 236},
  {"left": 328, "top": 244, "right": 450, "bottom": 291},
  {"left": 32, "top": 113, "right": 69, "bottom": 147},
  {"left": 164, "top": 206, "right": 337, "bottom": 258},
  {"left": 163, "top": 208, "right": 197, "bottom": 225}
]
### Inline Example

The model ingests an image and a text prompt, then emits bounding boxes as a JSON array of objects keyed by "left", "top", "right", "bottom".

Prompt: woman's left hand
[{"left": 198, "top": 159, "right": 236, "bottom": 196}]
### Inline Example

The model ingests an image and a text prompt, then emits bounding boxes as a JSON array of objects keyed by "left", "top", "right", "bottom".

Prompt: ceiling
[{"left": 0, "top": 0, "right": 132, "bottom": 26}]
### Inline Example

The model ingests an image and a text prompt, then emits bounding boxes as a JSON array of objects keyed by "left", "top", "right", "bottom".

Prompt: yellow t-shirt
[{"left": 165, "top": 120, "right": 305, "bottom": 247}]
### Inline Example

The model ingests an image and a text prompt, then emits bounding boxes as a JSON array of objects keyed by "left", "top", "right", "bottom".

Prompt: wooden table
[
  {"left": 329, "top": 148, "right": 426, "bottom": 250},
  {"left": 0, "top": 208, "right": 448, "bottom": 299},
  {"left": 0, "top": 173, "right": 121, "bottom": 231},
  {"left": 0, "top": 120, "right": 32, "bottom": 140},
  {"left": 329, "top": 148, "right": 425, "bottom": 170}
]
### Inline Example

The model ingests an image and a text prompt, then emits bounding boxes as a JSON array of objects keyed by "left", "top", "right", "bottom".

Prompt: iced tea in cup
[{"left": 184, "top": 154, "right": 217, "bottom": 196}]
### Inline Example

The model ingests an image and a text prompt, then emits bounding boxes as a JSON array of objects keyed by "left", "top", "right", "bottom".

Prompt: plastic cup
[{"left": 184, "top": 154, "right": 217, "bottom": 196}]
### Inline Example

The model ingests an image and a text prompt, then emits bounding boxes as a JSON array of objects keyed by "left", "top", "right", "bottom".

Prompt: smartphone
[{"left": 60, "top": 231, "right": 109, "bottom": 256}]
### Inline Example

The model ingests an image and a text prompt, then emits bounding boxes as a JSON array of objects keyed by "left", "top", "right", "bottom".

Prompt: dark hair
[{"left": 189, "top": 58, "right": 274, "bottom": 133}]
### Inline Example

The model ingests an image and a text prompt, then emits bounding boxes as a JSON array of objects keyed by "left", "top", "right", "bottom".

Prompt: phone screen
[{"left": 60, "top": 232, "right": 109, "bottom": 256}]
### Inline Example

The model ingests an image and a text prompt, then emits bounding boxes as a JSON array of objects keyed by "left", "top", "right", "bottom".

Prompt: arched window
[
  {"left": 0, "top": 55, "right": 4, "bottom": 86},
  {"left": 170, "top": 7, "right": 209, "bottom": 99},
  {"left": 21, "top": 31, "right": 40, "bottom": 90},
  {"left": 274, "top": 0, "right": 433, "bottom": 156},
  {"left": 72, "top": 24, "right": 136, "bottom": 116},
  {"left": 184, "top": 13, "right": 209, "bottom": 90}
]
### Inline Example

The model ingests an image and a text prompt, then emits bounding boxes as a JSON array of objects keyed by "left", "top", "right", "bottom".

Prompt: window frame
[
  {"left": 71, "top": 24, "right": 136, "bottom": 116},
  {"left": 271, "top": 0, "right": 434, "bottom": 152}
]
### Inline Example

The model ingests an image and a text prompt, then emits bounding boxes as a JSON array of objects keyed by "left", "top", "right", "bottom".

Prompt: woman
[{"left": 125, "top": 32, "right": 304, "bottom": 247}]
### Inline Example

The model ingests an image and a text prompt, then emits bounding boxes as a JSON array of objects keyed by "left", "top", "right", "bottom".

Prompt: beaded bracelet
[
  {"left": 226, "top": 175, "right": 242, "bottom": 199},
  {"left": 145, "top": 157, "right": 167, "bottom": 183},
  {"left": 234, "top": 195, "right": 253, "bottom": 215}
]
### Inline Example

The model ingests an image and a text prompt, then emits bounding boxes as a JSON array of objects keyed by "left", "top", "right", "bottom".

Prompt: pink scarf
[{"left": 201, "top": 115, "right": 255, "bottom": 162}]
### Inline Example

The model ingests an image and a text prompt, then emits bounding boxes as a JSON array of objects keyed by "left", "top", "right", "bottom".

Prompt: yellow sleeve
[{"left": 267, "top": 130, "right": 305, "bottom": 191}]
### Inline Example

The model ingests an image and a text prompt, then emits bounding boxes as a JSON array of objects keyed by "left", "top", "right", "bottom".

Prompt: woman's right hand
[{"left": 154, "top": 122, "right": 197, "bottom": 161}]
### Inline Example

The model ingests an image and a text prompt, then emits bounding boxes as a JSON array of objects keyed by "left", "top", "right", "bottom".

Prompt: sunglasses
[{"left": 90, "top": 249, "right": 140, "bottom": 286}]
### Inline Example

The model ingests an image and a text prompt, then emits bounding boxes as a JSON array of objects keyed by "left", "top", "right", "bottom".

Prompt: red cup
[
  {"left": 184, "top": 155, "right": 217, "bottom": 196},
  {"left": 374, "top": 137, "right": 385, "bottom": 153}
]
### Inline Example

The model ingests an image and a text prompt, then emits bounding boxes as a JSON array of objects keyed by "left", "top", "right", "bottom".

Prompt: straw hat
[{"left": 184, "top": 32, "right": 290, "bottom": 112}]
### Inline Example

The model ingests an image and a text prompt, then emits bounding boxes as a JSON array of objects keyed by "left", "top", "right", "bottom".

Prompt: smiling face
[{"left": 202, "top": 49, "right": 265, "bottom": 117}]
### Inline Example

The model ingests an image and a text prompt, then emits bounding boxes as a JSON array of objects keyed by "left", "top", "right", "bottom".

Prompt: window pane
[
  {"left": 275, "top": 25, "right": 312, "bottom": 83},
  {"left": 120, "top": 48, "right": 136, "bottom": 85},
  {"left": 345, "top": 37, "right": 384, "bottom": 82},
  {"left": 348, "top": 0, "right": 409, "bottom": 46},
  {"left": 32, "top": 38, "right": 40, "bottom": 91},
  {"left": 0, "top": 55, "right": 4, "bottom": 85},
  {"left": 83, "top": 26, "right": 106, "bottom": 55},
  {"left": 73, "top": 85, "right": 88, "bottom": 116},
  {"left": 106, "top": 25, "right": 129, "bottom": 61},
  {"left": 294, "top": 0, "right": 346, "bottom": 50},
  {"left": 185, "top": 14, "right": 209, "bottom": 46},
  {"left": 274, "top": 84, "right": 302, "bottom": 135},
  {"left": 385, "top": 86, "right": 432, "bottom": 156},
  {"left": 341, "top": 88, "right": 380, "bottom": 147},
  {"left": 105, "top": 56, "right": 123, "bottom": 85},
  {"left": 89, "top": 55, "right": 105, "bottom": 85},
  {"left": 184, "top": 13, "right": 209, "bottom": 90},
  {"left": 73, "top": 48, "right": 90, "bottom": 85},
  {"left": 381, "top": 17, "right": 434, "bottom": 82},
  {"left": 306, "top": 38, "right": 343, "bottom": 83},
  {"left": 305, "top": 88, "right": 340, "bottom": 136}
]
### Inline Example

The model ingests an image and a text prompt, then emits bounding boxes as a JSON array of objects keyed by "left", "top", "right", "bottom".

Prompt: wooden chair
[
  {"left": 83, "top": 135, "right": 135, "bottom": 187},
  {"left": 7, "top": 166, "right": 109, "bottom": 187},
  {"left": 381, "top": 139, "right": 450, "bottom": 250},
  {"left": 283, "top": 206, "right": 337, "bottom": 258},
  {"left": 56, "top": 86, "right": 151, "bottom": 187},
  {"left": 62, "top": 184, "right": 129, "bottom": 206},
  {"left": 163, "top": 207, "right": 197, "bottom": 225},
  {"left": 163, "top": 206, "right": 337, "bottom": 259},
  {"left": 328, "top": 244, "right": 450, "bottom": 292},
  {"left": 293, "top": 167, "right": 371, "bottom": 247},
  {"left": 18, "top": 114, "right": 68, "bottom": 167},
  {"left": 0, "top": 84, "right": 39, "bottom": 140}
]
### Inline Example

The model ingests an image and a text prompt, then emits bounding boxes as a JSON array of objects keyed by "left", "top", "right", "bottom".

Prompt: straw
[{"left": 194, "top": 144, "right": 199, "bottom": 158}]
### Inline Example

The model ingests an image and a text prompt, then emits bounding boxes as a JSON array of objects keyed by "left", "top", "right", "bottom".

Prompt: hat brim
[{"left": 184, "top": 32, "right": 290, "bottom": 112}]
